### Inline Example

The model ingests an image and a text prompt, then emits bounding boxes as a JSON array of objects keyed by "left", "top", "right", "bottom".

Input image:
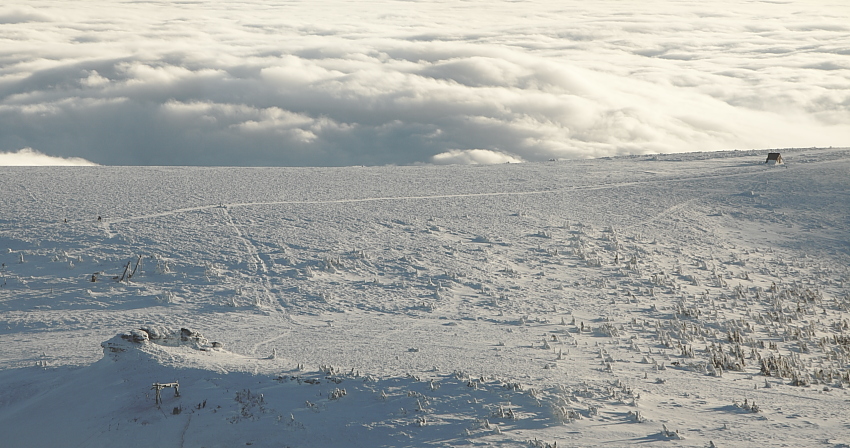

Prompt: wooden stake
[
  {"left": 129, "top": 255, "right": 142, "bottom": 279},
  {"left": 118, "top": 261, "right": 131, "bottom": 282}
]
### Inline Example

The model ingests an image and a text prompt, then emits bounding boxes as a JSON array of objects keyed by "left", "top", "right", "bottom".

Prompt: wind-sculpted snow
[{"left": 1, "top": 149, "right": 850, "bottom": 446}]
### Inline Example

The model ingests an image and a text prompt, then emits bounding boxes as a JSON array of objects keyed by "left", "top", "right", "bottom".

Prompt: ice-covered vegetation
[{"left": 1, "top": 148, "right": 849, "bottom": 446}]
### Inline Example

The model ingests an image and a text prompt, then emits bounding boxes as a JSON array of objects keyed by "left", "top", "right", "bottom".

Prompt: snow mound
[
  {"left": 99, "top": 327, "right": 239, "bottom": 372},
  {"left": 6, "top": 331, "right": 629, "bottom": 448},
  {"left": 105, "top": 326, "right": 216, "bottom": 351}
]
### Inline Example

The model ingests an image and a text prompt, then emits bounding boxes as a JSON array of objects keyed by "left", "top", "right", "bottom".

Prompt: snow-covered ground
[{"left": 1, "top": 148, "right": 849, "bottom": 447}]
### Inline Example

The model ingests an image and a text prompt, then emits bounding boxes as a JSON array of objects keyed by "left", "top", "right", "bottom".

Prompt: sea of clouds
[{"left": 0, "top": 0, "right": 848, "bottom": 165}]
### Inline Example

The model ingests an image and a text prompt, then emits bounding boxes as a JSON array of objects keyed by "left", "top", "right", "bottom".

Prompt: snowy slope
[{"left": 1, "top": 148, "right": 849, "bottom": 447}]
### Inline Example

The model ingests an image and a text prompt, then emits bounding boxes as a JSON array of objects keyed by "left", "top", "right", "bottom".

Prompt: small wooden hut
[{"left": 765, "top": 153, "right": 783, "bottom": 165}]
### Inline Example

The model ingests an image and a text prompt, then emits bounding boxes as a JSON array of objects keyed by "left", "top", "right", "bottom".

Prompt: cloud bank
[
  {"left": 432, "top": 149, "right": 524, "bottom": 165},
  {"left": 0, "top": 148, "right": 98, "bottom": 166},
  {"left": 0, "top": 1, "right": 848, "bottom": 166}
]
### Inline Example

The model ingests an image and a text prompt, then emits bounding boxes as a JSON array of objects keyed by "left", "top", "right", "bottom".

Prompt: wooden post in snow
[
  {"left": 152, "top": 381, "right": 180, "bottom": 406},
  {"left": 129, "top": 255, "right": 142, "bottom": 279},
  {"left": 118, "top": 261, "right": 131, "bottom": 282}
]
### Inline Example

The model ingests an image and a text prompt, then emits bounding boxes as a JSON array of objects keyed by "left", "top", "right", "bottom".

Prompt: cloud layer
[
  {"left": 0, "top": 1, "right": 848, "bottom": 165},
  {"left": 0, "top": 147, "right": 97, "bottom": 166}
]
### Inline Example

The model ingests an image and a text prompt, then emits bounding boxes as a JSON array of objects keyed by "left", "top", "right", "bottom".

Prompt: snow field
[{"left": 1, "top": 148, "right": 849, "bottom": 446}]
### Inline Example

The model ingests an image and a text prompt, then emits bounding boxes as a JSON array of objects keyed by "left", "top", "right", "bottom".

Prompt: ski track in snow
[
  {"left": 623, "top": 198, "right": 698, "bottom": 230},
  {"left": 219, "top": 206, "right": 267, "bottom": 274},
  {"left": 54, "top": 159, "right": 779, "bottom": 230},
  {"left": 250, "top": 328, "right": 292, "bottom": 359}
]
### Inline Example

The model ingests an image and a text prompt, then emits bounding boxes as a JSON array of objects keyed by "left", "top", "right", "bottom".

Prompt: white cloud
[
  {"left": 0, "top": 1, "right": 848, "bottom": 165},
  {"left": 0, "top": 7, "right": 50, "bottom": 24},
  {"left": 0, "top": 147, "right": 98, "bottom": 166},
  {"left": 432, "top": 149, "right": 524, "bottom": 165}
]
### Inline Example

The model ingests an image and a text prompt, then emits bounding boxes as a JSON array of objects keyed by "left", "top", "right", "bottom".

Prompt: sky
[{"left": 0, "top": 0, "right": 848, "bottom": 166}]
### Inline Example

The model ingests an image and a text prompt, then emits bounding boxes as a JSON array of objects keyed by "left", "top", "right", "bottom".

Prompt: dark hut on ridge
[{"left": 765, "top": 153, "right": 783, "bottom": 165}]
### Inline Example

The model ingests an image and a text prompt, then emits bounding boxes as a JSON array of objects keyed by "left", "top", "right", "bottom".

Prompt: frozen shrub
[
  {"left": 553, "top": 405, "right": 582, "bottom": 423},
  {"left": 660, "top": 424, "right": 683, "bottom": 439},
  {"left": 329, "top": 388, "right": 347, "bottom": 400}
]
